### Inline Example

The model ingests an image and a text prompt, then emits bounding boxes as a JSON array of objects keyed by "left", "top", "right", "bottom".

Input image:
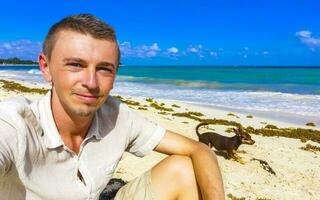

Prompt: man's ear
[{"left": 38, "top": 54, "right": 52, "bottom": 82}]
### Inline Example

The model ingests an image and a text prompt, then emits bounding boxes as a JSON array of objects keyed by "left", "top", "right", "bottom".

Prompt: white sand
[{"left": 1, "top": 80, "right": 319, "bottom": 200}]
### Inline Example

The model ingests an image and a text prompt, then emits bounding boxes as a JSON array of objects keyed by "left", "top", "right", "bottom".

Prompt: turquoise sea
[{"left": 1, "top": 65, "right": 319, "bottom": 124}]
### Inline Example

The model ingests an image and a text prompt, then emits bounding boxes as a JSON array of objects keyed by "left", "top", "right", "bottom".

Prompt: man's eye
[
  {"left": 99, "top": 67, "right": 113, "bottom": 73},
  {"left": 68, "top": 63, "right": 82, "bottom": 67}
]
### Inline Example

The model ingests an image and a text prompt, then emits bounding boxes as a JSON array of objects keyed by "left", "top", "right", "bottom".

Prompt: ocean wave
[
  {"left": 112, "top": 81, "right": 320, "bottom": 119},
  {"left": 28, "top": 69, "right": 42, "bottom": 75},
  {"left": 116, "top": 75, "right": 320, "bottom": 95},
  {"left": 116, "top": 76, "right": 266, "bottom": 90},
  {"left": 0, "top": 69, "right": 44, "bottom": 83}
]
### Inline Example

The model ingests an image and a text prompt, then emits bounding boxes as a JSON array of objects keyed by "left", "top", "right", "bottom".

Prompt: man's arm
[
  {"left": 154, "top": 130, "right": 225, "bottom": 200},
  {"left": 0, "top": 119, "right": 17, "bottom": 179}
]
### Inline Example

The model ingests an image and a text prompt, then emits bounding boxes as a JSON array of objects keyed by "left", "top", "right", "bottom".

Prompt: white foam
[
  {"left": 112, "top": 81, "right": 320, "bottom": 120},
  {"left": 28, "top": 69, "right": 42, "bottom": 75}
]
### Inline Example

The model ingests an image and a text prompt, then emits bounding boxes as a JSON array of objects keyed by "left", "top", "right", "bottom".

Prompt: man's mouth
[{"left": 74, "top": 93, "right": 100, "bottom": 103}]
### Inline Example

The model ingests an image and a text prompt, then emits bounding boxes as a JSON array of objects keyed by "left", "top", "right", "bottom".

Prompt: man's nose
[{"left": 83, "top": 69, "right": 98, "bottom": 90}]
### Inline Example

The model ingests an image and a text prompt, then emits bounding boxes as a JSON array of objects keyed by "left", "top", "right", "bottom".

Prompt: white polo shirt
[{"left": 0, "top": 92, "right": 165, "bottom": 200}]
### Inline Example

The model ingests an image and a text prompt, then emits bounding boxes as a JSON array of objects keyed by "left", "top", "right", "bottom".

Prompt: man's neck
[{"left": 51, "top": 97, "right": 94, "bottom": 154}]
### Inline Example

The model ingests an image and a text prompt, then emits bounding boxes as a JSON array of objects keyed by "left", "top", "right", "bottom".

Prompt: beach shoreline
[{"left": 1, "top": 78, "right": 320, "bottom": 200}]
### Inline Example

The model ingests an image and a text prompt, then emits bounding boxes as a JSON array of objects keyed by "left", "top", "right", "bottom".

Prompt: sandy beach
[{"left": 1, "top": 79, "right": 319, "bottom": 200}]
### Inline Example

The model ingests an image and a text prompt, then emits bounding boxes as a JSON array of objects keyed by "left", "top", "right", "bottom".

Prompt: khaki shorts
[{"left": 114, "top": 170, "right": 156, "bottom": 200}]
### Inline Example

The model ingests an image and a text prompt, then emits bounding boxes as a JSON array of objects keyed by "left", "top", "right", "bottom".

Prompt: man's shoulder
[
  {"left": 0, "top": 96, "right": 33, "bottom": 127},
  {"left": 99, "top": 95, "right": 129, "bottom": 114},
  {"left": 97, "top": 95, "right": 134, "bottom": 123}
]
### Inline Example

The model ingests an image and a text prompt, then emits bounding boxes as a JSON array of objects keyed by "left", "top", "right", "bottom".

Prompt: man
[{"left": 0, "top": 14, "right": 224, "bottom": 200}]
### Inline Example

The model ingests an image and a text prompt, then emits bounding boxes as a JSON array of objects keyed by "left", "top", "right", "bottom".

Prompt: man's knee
[
  {"left": 151, "top": 155, "right": 200, "bottom": 200},
  {"left": 152, "top": 155, "right": 197, "bottom": 186}
]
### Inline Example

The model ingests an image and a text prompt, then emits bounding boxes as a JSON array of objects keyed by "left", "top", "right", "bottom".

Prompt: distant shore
[{"left": 0, "top": 63, "right": 39, "bottom": 66}]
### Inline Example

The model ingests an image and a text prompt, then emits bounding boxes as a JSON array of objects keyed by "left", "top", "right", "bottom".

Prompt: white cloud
[
  {"left": 167, "top": 47, "right": 179, "bottom": 54},
  {"left": 187, "top": 45, "right": 207, "bottom": 58},
  {"left": 209, "top": 51, "right": 218, "bottom": 57},
  {"left": 0, "top": 40, "right": 42, "bottom": 60},
  {"left": 296, "top": 30, "right": 311, "bottom": 38},
  {"left": 150, "top": 43, "right": 160, "bottom": 51},
  {"left": 295, "top": 30, "right": 320, "bottom": 48},
  {"left": 2, "top": 43, "right": 13, "bottom": 50},
  {"left": 119, "top": 42, "right": 161, "bottom": 58},
  {"left": 119, "top": 42, "right": 220, "bottom": 60},
  {"left": 187, "top": 47, "right": 198, "bottom": 53},
  {"left": 187, "top": 44, "right": 204, "bottom": 54},
  {"left": 146, "top": 51, "right": 157, "bottom": 57}
]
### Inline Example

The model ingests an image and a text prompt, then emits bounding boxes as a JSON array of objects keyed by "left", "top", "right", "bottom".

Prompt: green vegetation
[
  {"left": 300, "top": 144, "right": 320, "bottom": 153},
  {"left": 227, "top": 193, "right": 245, "bottom": 200},
  {"left": 123, "top": 99, "right": 140, "bottom": 106},
  {"left": 144, "top": 97, "right": 174, "bottom": 112},
  {"left": 306, "top": 122, "right": 316, "bottom": 127},
  {"left": 246, "top": 126, "right": 255, "bottom": 132},
  {"left": 112, "top": 95, "right": 141, "bottom": 106},
  {"left": 244, "top": 126, "right": 320, "bottom": 143},
  {"left": 138, "top": 107, "right": 148, "bottom": 110},
  {"left": 145, "top": 97, "right": 154, "bottom": 103},
  {"left": 264, "top": 124, "right": 278, "bottom": 129},
  {"left": 158, "top": 111, "right": 169, "bottom": 115},
  {"left": 0, "top": 80, "right": 47, "bottom": 94},
  {"left": 0, "top": 57, "right": 38, "bottom": 65},
  {"left": 150, "top": 102, "right": 174, "bottom": 112},
  {"left": 112, "top": 95, "right": 124, "bottom": 101},
  {"left": 187, "top": 112, "right": 204, "bottom": 117},
  {"left": 172, "top": 104, "right": 181, "bottom": 108},
  {"left": 202, "top": 118, "right": 242, "bottom": 128},
  {"left": 246, "top": 115, "right": 253, "bottom": 118},
  {"left": 172, "top": 112, "right": 203, "bottom": 121},
  {"left": 227, "top": 113, "right": 239, "bottom": 118},
  {"left": 225, "top": 127, "right": 234, "bottom": 133}
]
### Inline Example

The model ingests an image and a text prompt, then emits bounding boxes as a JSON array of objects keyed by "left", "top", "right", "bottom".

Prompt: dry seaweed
[
  {"left": 172, "top": 112, "right": 202, "bottom": 121},
  {"left": 251, "top": 158, "right": 276, "bottom": 176},
  {"left": 0, "top": 80, "right": 48, "bottom": 94},
  {"left": 227, "top": 194, "right": 246, "bottom": 200},
  {"left": 172, "top": 104, "right": 181, "bottom": 108},
  {"left": 150, "top": 102, "right": 174, "bottom": 112},
  {"left": 112, "top": 95, "right": 140, "bottom": 106},
  {"left": 145, "top": 97, "right": 154, "bottom": 103},
  {"left": 158, "top": 111, "right": 169, "bottom": 115},
  {"left": 228, "top": 113, "right": 240, "bottom": 118},
  {"left": 300, "top": 144, "right": 320, "bottom": 153},
  {"left": 244, "top": 126, "right": 320, "bottom": 143},
  {"left": 264, "top": 124, "right": 278, "bottom": 129},
  {"left": 306, "top": 122, "right": 316, "bottom": 127}
]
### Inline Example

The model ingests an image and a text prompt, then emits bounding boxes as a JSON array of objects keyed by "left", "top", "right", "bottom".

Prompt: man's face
[{"left": 40, "top": 30, "right": 119, "bottom": 117}]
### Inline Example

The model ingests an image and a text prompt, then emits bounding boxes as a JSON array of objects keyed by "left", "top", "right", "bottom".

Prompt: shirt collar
[
  {"left": 86, "top": 112, "right": 102, "bottom": 140},
  {"left": 38, "top": 91, "right": 64, "bottom": 149},
  {"left": 38, "top": 91, "right": 103, "bottom": 149}
]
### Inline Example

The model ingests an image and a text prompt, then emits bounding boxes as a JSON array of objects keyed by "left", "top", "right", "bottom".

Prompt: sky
[{"left": 0, "top": 0, "right": 319, "bottom": 66}]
